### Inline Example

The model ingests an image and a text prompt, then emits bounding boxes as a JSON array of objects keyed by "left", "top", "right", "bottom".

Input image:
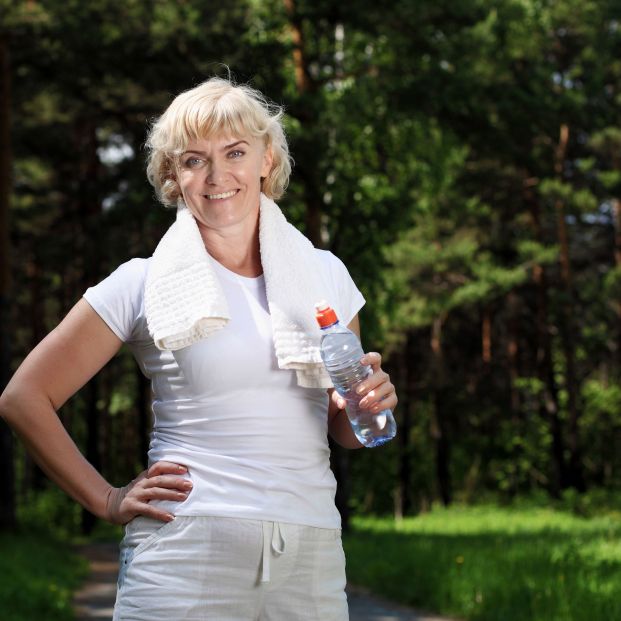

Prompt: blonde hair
[{"left": 145, "top": 77, "right": 292, "bottom": 207}]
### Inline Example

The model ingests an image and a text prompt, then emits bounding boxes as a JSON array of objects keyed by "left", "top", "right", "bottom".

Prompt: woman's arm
[
  {"left": 327, "top": 314, "right": 398, "bottom": 449},
  {"left": 0, "top": 298, "right": 191, "bottom": 523}
]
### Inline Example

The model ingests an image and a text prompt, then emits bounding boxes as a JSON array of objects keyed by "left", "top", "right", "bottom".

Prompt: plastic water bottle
[{"left": 315, "top": 301, "right": 396, "bottom": 447}]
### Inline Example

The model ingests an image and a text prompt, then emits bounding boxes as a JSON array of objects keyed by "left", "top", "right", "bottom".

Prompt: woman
[{"left": 0, "top": 77, "right": 398, "bottom": 620}]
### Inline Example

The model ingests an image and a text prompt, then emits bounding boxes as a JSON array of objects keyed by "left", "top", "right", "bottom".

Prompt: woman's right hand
[{"left": 105, "top": 461, "right": 193, "bottom": 524}]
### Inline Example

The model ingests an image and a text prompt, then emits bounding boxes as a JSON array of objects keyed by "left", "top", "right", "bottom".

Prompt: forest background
[{"left": 1, "top": 0, "right": 621, "bottom": 537}]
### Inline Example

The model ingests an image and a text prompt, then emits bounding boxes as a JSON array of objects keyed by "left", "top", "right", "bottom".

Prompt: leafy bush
[{"left": 17, "top": 487, "right": 83, "bottom": 540}]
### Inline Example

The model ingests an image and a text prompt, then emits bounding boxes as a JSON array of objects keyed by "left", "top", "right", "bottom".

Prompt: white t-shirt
[{"left": 83, "top": 250, "right": 365, "bottom": 529}]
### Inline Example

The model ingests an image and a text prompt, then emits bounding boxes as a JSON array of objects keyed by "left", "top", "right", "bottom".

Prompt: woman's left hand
[{"left": 331, "top": 351, "right": 398, "bottom": 413}]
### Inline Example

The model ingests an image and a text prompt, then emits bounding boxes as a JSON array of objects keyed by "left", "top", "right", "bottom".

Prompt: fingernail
[
  {"left": 183, "top": 481, "right": 193, "bottom": 489},
  {"left": 356, "top": 385, "right": 366, "bottom": 394},
  {"left": 178, "top": 465, "right": 187, "bottom": 472},
  {"left": 166, "top": 514, "right": 175, "bottom": 521}
]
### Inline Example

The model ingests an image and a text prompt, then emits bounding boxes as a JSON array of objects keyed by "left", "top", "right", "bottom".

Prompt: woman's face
[{"left": 176, "top": 133, "right": 273, "bottom": 233}]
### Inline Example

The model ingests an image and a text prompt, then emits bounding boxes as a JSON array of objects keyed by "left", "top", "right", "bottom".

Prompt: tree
[{"left": 0, "top": 5, "right": 15, "bottom": 532}]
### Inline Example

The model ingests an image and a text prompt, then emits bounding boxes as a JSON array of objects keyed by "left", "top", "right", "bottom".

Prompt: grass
[
  {"left": 5, "top": 497, "right": 621, "bottom": 620},
  {"left": 343, "top": 504, "right": 621, "bottom": 621},
  {"left": 0, "top": 531, "right": 88, "bottom": 621}
]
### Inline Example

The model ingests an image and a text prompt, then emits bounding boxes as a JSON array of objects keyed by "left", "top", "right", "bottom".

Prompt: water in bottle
[{"left": 315, "top": 301, "right": 396, "bottom": 447}]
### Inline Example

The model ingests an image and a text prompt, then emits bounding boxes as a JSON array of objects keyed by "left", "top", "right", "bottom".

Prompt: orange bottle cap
[{"left": 315, "top": 300, "right": 338, "bottom": 328}]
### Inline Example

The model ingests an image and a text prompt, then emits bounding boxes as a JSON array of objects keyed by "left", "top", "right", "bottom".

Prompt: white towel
[{"left": 144, "top": 193, "right": 333, "bottom": 388}]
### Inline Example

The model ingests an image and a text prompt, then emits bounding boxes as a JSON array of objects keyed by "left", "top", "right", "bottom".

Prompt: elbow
[
  {"left": 328, "top": 430, "right": 364, "bottom": 450},
  {"left": 0, "top": 402, "right": 11, "bottom": 429},
  {"left": 0, "top": 385, "right": 25, "bottom": 426},
  {"left": 344, "top": 439, "right": 365, "bottom": 450},
  {"left": 338, "top": 439, "right": 365, "bottom": 450},
  {"left": 0, "top": 390, "right": 15, "bottom": 425}
]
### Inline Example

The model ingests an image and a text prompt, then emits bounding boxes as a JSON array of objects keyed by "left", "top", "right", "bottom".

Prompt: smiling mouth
[{"left": 204, "top": 190, "right": 239, "bottom": 200}]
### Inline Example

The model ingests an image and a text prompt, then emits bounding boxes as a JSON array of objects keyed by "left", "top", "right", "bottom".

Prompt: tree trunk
[
  {"left": 506, "top": 291, "right": 522, "bottom": 495},
  {"left": 282, "top": 0, "right": 312, "bottom": 94},
  {"left": 525, "top": 186, "right": 567, "bottom": 496},
  {"left": 304, "top": 185, "right": 323, "bottom": 248},
  {"left": 430, "top": 316, "right": 451, "bottom": 506},
  {"left": 612, "top": 197, "right": 621, "bottom": 369},
  {"left": 481, "top": 305, "right": 492, "bottom": 364},
  {"left": 76, "top": 116, "right": 103, "bottom": 534},
  {"left": 0, "top": 33, "right": 16, "bottom": 531},
  {"left": 395, "top": 333, "right": 413, "bottom": 520},
  {"left": 506, "top": 291, "right": 520, "bottom": 417},
  {"left": 282, "top": 0, "right": 323, "bottom": 247},
  {"left": 553, "top": 124, "right": 585, "bottom": 492}
]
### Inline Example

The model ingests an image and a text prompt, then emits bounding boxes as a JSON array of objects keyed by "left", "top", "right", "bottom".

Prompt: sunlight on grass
[{"left": 344, "top": 505, "right": 621, "bottom": 621}]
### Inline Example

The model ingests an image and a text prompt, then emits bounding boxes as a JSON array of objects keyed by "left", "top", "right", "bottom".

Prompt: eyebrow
[{"left": 182, "top": 140, "right": 249, "bottom": 155}]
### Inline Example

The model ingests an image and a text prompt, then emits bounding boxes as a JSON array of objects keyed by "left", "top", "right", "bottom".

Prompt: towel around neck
[{"left": 144, "top": 193, "right": 334, "bottom": 388}]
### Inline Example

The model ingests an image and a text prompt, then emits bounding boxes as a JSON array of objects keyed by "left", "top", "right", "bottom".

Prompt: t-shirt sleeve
[
  {"left": 82, "top": 258, "right": 149, "bottom": 343},
  {"left": 318, "top": 250, "right": 366, "bottom": 326}
]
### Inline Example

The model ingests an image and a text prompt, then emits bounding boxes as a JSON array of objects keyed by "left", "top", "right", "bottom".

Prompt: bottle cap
[{"left": 315, "top": 300, "right": 339, "bottom": 327}]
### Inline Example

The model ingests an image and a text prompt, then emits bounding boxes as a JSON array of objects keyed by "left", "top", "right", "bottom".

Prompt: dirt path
[
  {"left": 73, "top": 542, "right": 458, "bottom": 621},
  {"left": 73, "top": 543, "right": 119, "bottom": 620}
]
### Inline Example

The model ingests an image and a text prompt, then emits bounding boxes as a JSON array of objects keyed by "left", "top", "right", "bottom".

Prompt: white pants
[{"left": 113, "top": 516, "right": 349, "bottom": 621}]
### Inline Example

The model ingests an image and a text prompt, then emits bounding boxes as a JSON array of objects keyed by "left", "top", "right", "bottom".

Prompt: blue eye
[
  {"left": 183, "top": 157, "right": 204, "bottom": 168},
  {"left": 228, "top": 150, "right": 245, "bottom": 159}
]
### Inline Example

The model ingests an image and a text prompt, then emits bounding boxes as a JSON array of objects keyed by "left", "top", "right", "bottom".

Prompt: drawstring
[
  {"left": 272, "top": 521, "right": 286, "bottom": 555},
  {"left": 260, "top": 521, "right": 286, "bottom": 583}
]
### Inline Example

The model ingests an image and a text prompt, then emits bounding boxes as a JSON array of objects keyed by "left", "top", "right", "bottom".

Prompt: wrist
[{"left": 96, "top": 484, "right": 121, "bottom": 523}]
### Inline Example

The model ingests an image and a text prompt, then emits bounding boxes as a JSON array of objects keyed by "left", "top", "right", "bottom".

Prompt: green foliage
[
  {"left": 16, "top": 488, "right": 83, "bottom": 540},
  {"left": 582, "top": 378, "right": 621, "bottom": 420},
  {"left": 603, "top": 265, "right": 621, "bottom": 300},
  {"left": 539, "top": 179, "right": 599, "bottom": 213},
  {"left": 344, "top": 504, "right": 621, "bottom": 621},
  {"left": 6, "top": 0, "right": 621, "bottom": 550},
  {"left": 0, "top": 532, "right": 88, "bottom": 621}
]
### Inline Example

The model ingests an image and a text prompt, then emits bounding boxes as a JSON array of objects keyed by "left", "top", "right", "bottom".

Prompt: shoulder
[
  {"left": 83, "top": 258, "right": 152, "bottom": 343},
  {"left": 110, "top": 257, "right": 151, "bottom": 284},
  {"left": 85, "top": 257, "right": 151, "bottom": 296},
  {"left": 91, "top": 257, "right": 151, "bottom": 298},
  {"left": 314, "top": 249, "right": 365, "bottom": 324},
  {"left": 313, "top": 249, "right": 358, "bottom": 289},
  {"left": 314, "top": 249, "right": 349, "bottom": 275}
]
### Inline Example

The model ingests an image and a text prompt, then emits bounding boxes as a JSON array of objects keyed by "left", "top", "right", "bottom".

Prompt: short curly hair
[{"left": 145, "top": 77, "right": 292, "bottom": 207}]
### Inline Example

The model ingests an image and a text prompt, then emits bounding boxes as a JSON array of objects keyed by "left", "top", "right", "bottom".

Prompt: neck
[{"left": 196, "top": 211, "right": 263, "bottom": 278}]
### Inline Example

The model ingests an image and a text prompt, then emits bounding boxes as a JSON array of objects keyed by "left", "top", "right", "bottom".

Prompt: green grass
[
  {"left": 5, "top": 500, "right": 621, "bottom": 620},
  {"left": 0, "top": 532, "right": 88, "bottom": 621},
  {"left": 343, "top": 505, "right": 621, "bottom": 621}
]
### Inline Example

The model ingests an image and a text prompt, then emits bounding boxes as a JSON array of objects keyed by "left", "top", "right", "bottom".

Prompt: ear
[{"left": 261, "top": 144, "right": 274, "bottom": 178}]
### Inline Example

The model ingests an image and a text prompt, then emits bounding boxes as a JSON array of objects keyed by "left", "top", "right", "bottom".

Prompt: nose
[{"left": 205, "top": 158, "right": 227, "bottom": 184}]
